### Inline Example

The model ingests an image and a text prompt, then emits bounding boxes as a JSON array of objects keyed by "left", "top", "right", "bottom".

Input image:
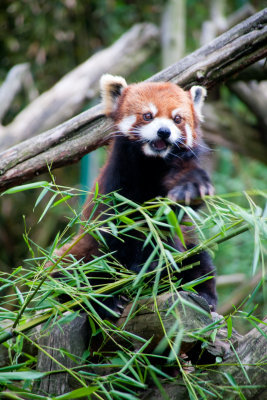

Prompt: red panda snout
[{"left": 157, "top": 127, "right": 171, "bottom": 139}]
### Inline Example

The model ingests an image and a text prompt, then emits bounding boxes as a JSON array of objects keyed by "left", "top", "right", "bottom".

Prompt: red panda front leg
[{"left": 164, "top": 161, "right": 214, "bottom": 206}]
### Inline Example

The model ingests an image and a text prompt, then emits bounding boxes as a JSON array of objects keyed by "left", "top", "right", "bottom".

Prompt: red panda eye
[
  {"left": 174, "top": 115, "right": 182, "bottom": 124},
  {"left": 143, "top": 112, "right": 153, "bottom": 121}
]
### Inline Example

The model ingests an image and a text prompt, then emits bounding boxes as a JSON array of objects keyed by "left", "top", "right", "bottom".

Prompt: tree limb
[
  {"left": 228, "top": 80, "right": 267, "bottom": 136},
  {"left": 0, "top": 23, "right": 159, "bottom": 150},
  {"left": 32, "top": 292, "right": 266, "bottom": 399},
  {"left": 203, "top": 102, "right": 267, "bottom": 164},
  {"left": 142, "top": 317, "right": 267, "bottom": 399},
  {"left": 0, "top": 9, "right": 266, "bottom": 192},
  {"left": 0, "top": 63, "right": 38, "bottom": 123}
]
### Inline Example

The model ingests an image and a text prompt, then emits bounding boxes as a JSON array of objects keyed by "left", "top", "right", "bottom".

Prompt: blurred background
[{"left": 0, "top": 0, "right": 266, "bottom": 329}]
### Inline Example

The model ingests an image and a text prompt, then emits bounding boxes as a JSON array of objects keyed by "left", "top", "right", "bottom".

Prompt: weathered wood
[
  {"left": 0, "top": 63, "right": 38, "bottom": 123},
  {"left": 112, "top": 292, "right": 213, "bottom": 353},
  {"left": 141, "top": 319, "right": 267, "bottom": 400},
  {"left": 0, "top": 23, "right": 159, "bottom": 151},
  {"left": 0, "top": 9, "right": 266, "bottom": 192},
  {"left": 35, "top": 292, "right": 215, "bottom": 395},
  {"left": 150, "top": 9, "right": 267, "bottom": 88},
  {"left": 203, "top": 102, "right": 267, "bottom": 165},
  {"left": 34, "top": 292, "right": 266, "bottom": 399},
  {"left": 35, "top": 313, "right": 89, "bottom": 396},
  {"left": 199, "top": 3, "right": 267, "bottom": 145},
  {"left": 229, "top": 80, "right": 267, "bottom": 132}
]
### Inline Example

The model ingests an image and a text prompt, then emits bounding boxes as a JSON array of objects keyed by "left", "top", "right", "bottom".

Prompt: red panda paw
[{"left": 167, "top": 169, "right": 214, "bottom": 206}]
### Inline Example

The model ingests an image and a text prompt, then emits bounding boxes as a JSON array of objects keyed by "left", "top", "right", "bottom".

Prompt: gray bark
[
  {"left": 0, "top": 23, "right": 159, "bottom": 150},
  {"left": 34, "top": 292, "right": 266, "bottom": 399}
]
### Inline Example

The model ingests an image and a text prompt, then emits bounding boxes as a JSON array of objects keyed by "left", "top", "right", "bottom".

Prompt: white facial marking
[
  {"left": 172, "top": 108, "right": 183, "bottom": 119},
  {"left": 185, "top": 124, "right": 193, "bottom": 147},
  {"left": 149, "top": 103, "right": 158, "bottom": 116},
  {"left": 118, "top": 115, "right": 136, "bottom": 134},
  {"left": 139, "top": 117, "right": 181, "bottom": 143},
  {"left": 142, "top": 143, "right": 170, "bottom": 158}
]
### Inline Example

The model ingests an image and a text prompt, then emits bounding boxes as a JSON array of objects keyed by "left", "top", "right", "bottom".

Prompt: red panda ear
[
  {"left": 189, "top": 86, "right": 207, "bottom": 122},
  {"left": 100, "top": 74, "right": 128, "bottom": 115}
]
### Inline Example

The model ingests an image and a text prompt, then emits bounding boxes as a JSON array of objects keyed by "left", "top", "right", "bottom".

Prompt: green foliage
[
  {"left": 0, "top": 0, "right": 164, "bottom": 91},
  {"left": 0, "top": 182, "right": 266, "bottom": 399}
]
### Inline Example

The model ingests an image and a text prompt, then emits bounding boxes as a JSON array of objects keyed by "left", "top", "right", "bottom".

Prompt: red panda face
[{"left": 100, "top": 75, "right": 206, "bottom": 158}]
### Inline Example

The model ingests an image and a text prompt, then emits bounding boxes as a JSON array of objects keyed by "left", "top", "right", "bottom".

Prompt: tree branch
[
  {"left": 0, "top": 9, "right": 266, "bottom": 192},
  {"left": 228, "top": 80, "right": 267, "bottom": 135},
  {"left": 0, "top": 63, "right": 38, "bottom": 123},
  {"left": 0, "top": 23, "right": 159, "bottom": 151},
  {"left": 32, "top": 292, "right": 266, "bottom": 399},
  {"left": 203, "top": 102, "right": 267, "bottom": 164}
]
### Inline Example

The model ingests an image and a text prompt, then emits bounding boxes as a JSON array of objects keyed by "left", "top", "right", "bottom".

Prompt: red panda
[{"left": 51, "top": 75, "right": 217, "bottom": 314}]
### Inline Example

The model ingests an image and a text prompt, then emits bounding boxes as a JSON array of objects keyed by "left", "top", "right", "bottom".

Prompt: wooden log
[
  {"left": 203, "top": 102, "right": 267, "bottom": 165},
  {"left": 149, "top": 9, "right": 267, "bottom": 88},
  {"left": 141, "top": 320, "right": 267, "bottom": 400},
  {"left": 0, "top": 63, "right": 38, "bottom": 123},
  {"left": 34, "top": 313, "right": 89, "bottom": 396},
  {"left": 0, "top": 9, "right": 266, "bottom": 192},
  {"left": 34, "top": 292, "right": 266, "bottom": 399},
  {"left": 0, "top": 23, "right": 159, "bottom": 151}
]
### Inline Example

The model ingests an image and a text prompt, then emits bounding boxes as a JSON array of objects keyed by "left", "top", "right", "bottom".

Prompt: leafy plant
[{"left": 0, "top": 181, "right": 266, "bottom": 399}]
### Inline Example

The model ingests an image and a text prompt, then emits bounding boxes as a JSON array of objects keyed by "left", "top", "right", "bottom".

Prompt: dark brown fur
[{"left": 51, "top": 77, "right": 217, "bottom": 314}]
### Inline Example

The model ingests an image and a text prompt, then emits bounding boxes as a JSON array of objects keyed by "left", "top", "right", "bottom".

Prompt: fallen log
[
  {"left": 32, "top": 292, "right": 266, "bottom": 399},
  {"left": 0, "top": 9, "right": 266, "bottom": 192},
  {"left": 0, "top": 22, "right": 159, "bottom": 150}
]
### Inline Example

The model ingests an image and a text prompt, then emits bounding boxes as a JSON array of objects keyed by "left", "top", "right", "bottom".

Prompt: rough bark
[
  {"left": 0, "top": 23, "right": 159, "bottom": 150},
  {"left": 0, "top": 9, "right": 266, "bottom": 192},
  {"left": 203, "top": 102, "right": 267, "bottom": 164},
  {"left": 34, "top": 292, "right": 266, "bottom": 399},
  {"left": 199, "top": 4, "right": 267, "bottom": 147},
  {"left": 0, "top": 63, "right": 38, "bottom": 123},
  {"left": 34, "top": 314, "right": 89, "bottom": 396},
  {"left": 229, "top": 80, "right": 267, "bottom": 134},
  {"left": 150, "top": 9, "right": 267, "bottom": 88}
]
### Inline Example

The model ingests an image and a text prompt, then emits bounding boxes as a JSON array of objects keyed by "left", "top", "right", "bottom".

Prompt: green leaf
[
  {"left": 52, "top": 195, "right": 73, "bottom": 208},
  {"left": 181, "top": 276, "right": 214, "bottom": 291},
  {"left": 94, "top": 181, "right": 99, "bottom": 200},
  {"left": 34, "top": 186, "right": 50, "bottom": 209},
  {"left": 0, "top": 370, "right": 46, "bottom": 381},
  {"left": 38, "top": 192, "right": 58, "bottom": 222},
  {"left": 114, "top": 192, "right": 139, "bottom": 208},
  {"left": 2, "top": 181, "right": 49, "bottom": 195},
  {"left": 164, "top": 205, "right": 186, "bottom": 247},
  {"left": 110, "top": 390, "right": 139, "bottom": 400},
  {"left": 227, "top": 316, "right": 233, "bottom": 339},
  {"left": 119, "top": 215, "right": 135, "bottom": 225},
  {"left": 55, "top": 386, "right": 98, "bottom": 399},
  {"left": 133, "top": 245, "right": 158, "bottom": 286}
]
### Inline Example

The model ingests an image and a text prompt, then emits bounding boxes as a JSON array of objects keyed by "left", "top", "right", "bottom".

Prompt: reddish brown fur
[
  {"left": 49, "top": 77, "right": 217, "bottom": 312},
  {"left": 112, "top": 82, "right": 199, "bottom": 145}
]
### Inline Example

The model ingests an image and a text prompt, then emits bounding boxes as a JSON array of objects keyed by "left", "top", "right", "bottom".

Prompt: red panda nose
[{"left": 157, "top": 127, "right": 171, "bottom": 139}]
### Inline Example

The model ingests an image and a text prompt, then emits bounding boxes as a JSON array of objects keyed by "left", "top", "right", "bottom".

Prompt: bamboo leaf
[
  {"left": 2, "top": 181, "right": 49, "bottom": 195},
  {"left": 227, "top": 316, "right": 233, "bottom": 339},
  {"left": 54, "top": 386, "right": 98, "bottom": 399},
  {"left": 0, "top": 370, "right": 46, "bottom": 381},
  {"left": 38, "top": 193, "right": 58, "bottom": 222}
]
